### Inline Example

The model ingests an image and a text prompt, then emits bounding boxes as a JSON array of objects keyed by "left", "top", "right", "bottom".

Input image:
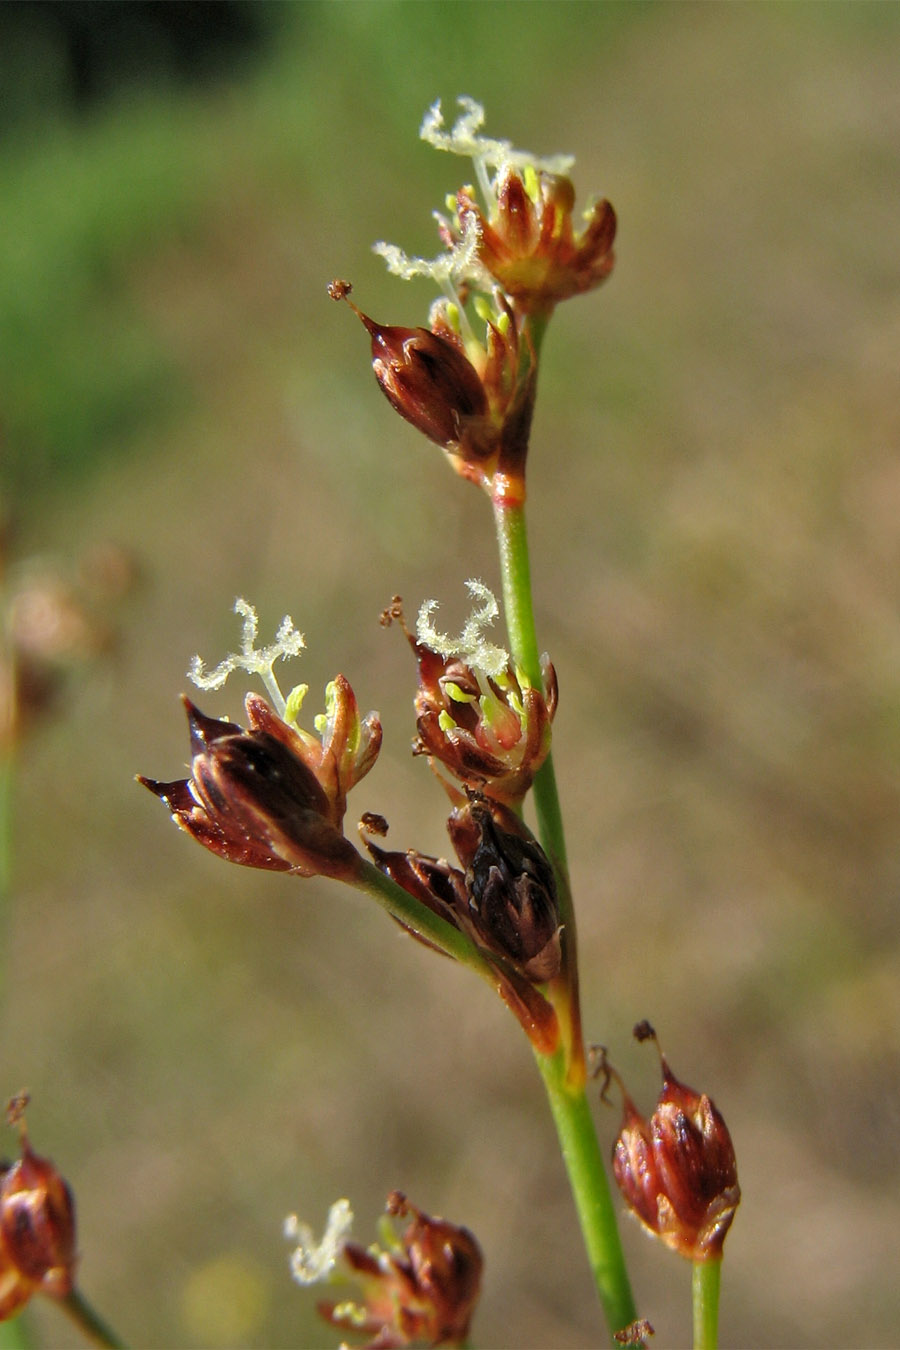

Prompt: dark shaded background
[{"left": 2, "top": 3, "right": 899, "bottom": 1346}]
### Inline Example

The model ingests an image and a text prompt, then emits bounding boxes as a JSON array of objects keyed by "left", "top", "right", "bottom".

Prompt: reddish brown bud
[
  {"left": 0, "top": 1096, "right": 77, "bottom": 1320},
  {"left": 139, "top": 696, "right": 361, "bottom": 880},
  {"left": 612, "top": 1043, "right": 740, "bottom": 1262},
  {"left": 346, "top": 297, "right": 490, "bottom": 452}
]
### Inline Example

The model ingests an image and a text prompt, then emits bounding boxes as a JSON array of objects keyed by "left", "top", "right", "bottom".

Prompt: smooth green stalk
[
  {"left": 491, "top": 488, "right": 636, "bottom": 1338},
  {"left": 0, "top": 1314, "right": 34, "bottom": 1350},
  {"left": 61, "top": 1289, "right": 128, "bottom": 1350},
  {"left": 491, "top": 495, "right": 570, "bottom": 877},
  {"left": 535, "top": 1046, "right": 637, "bottom": 1341},
  {"left": 692, "top": 1259, "right": 721, "bottom": 1350}
]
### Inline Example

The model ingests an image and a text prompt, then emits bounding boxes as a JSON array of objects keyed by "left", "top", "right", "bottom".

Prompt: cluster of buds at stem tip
[
  {"left": 0, "top": 1094, "right": 77, "bottom": 1321},
  {"left": 361, "top": 793, "right": 562, "bottom": 1054},
  {"left": 329, "top": 99, "right": 616, "bottom": 491},
  {"left": 285, "top": 1191, "right": 483, "bottom": 1350},
  {"left": 600, "top": 1023, "right": 740, "bottom": 1263},
  {"left": 138, "top": 601, "right": 379, "bottom": 883},
  {"left": 382, "top": 584, "right": 556, "bottom": 809}
]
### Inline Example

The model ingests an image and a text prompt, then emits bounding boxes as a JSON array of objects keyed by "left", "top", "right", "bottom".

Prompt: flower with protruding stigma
[
  {"left": 0, "top": 1094, "right": 77, "bottom": 1321},
  {"left": 285, "top": 1192, "right": 483, "bottom": 1349},
  {"left": 139, "top": 600, "right": 380, "bottom": 879},
  {"left": 382, "top": 98, "right": 616, "bottom": 318},
  {"left": 384, "top": 582, "right": 556, "bottom": 806},
  {"left": 609, "top": 1025, "right": 740, "bottom": 1262}
]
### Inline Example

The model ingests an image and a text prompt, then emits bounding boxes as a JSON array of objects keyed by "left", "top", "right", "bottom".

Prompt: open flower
[
  {"left": 139, "top": 601, "right": 379, "bottom": 880},
  {"left": 381, "top": 98, "right": 616, "bottom": 319},
  {"left": 285, "top": 1192, "right": 483, "bottom": 1349},
  {"left": 386, "top": 582, "right": 556, "bottom": 806}
]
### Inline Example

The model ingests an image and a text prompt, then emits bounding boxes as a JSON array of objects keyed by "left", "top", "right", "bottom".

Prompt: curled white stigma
[
  {"left": 420, "top": 97, "right": 575, "bottom": 203},
  {"left": 284, "top": 1198, "right": 354, "bottom": 1287},
  {"left": 373, "top": 211, "right": 491, "bottom": 328},
  {"left": 189, "top": 598, "right": 305, "bottom": 718},
  {"left": 417, "top": 579, "right": 508, "bottom": 680}
]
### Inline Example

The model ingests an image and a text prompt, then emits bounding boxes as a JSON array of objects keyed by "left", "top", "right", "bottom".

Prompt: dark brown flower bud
[
  {"left": 612, "top": 1040, "right": 740, "bottom": 1262},
  {"left": 0, "top": 1095, "right": 77, "bottom": 1320},
  {"left": 449, "top": 798, "right": 562, "bottom": 982},
  {"left": 139, "top": 696, "right": 361, "bottom": 881},
  {"left": 359, "top": 819, "right": 559, "bottom": 1053},
  {"left": 331, "top": 282, "right": 489, "bottom": 451}
]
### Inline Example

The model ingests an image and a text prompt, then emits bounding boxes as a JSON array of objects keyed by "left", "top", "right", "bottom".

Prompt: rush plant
[{"left": 2, "top": 99, "right": 740, "bottom": 1349}]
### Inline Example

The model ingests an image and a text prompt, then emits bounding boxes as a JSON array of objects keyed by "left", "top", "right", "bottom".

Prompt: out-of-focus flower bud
[
  {"left": 0, "top": 538, "right": 129, "bottom": 755},
  {"left": 610, "top": 1028, "right": 740, "bottom": 1262},
  {"left": 385, "top": 583, "right": 556, "bottom": 806},
  {"left": 286, "top": 1192, "right": 483, "bottom": 1349},
  {"left": 0, "top": 1094, "right": 77, "bottom": 1321},
  {"left": 139, "top": 694, "right": 364, "bottom": 881},
  {"left": 455, "top": 171, "right": 616, "bottom": 315},
  {"left": 449, "top": 797, "right": 562, "bottom": 983}
]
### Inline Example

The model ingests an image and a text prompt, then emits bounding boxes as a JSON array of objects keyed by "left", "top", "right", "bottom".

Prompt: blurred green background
[{"left": 2, "top": 2, "right": 900, "bottom": 1346}]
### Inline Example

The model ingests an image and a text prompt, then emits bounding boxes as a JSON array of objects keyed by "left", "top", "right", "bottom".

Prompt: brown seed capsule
[
  {"left": 612, "top": 1041, "right": 740, "bottom": 1262},
  {"left": 0, "top": 1096, "right": 77, "bottom": 1320}
]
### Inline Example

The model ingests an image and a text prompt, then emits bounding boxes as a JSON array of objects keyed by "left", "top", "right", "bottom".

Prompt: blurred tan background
[{"left": 2, "top": 3, "right": 899, "bottom": 1346}]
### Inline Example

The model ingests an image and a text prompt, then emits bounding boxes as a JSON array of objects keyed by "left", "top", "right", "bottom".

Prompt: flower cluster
[
  {"left": 333, "top": 97, "right": 616, "bottom": 492},
  {"left": 285, "top": 1192, "right": 483, "bottom": 1349}
]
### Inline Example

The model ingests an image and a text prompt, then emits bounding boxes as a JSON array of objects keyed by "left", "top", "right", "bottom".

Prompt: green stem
[
  {"left": 60, "top": 1289, "right": 128, "bottom": 1350},
  {"left": 492, "top": 495, "right": 581, "bottom": 1052},
  {"left": 491, "top": 490, "right": 636, "bottom": 1338},
  {"left": 0, "top": 1312, "right": 34, "bottom": 1350},
  {"left": 692, "top": 1259, "right": 721, "bottom": 1350},
  {"left": 535, "top": 1046, "right": 637, "bottom": 1341}
]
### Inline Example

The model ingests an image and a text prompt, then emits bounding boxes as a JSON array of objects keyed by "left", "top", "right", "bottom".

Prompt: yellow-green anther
[
  {"left": 444, "top": 681, "right": 477, "bottom": 705},
  {"left": 523, "top": 163, "right": 541, "bottom": 205},
  {"left": 438, "top": 710, "right": 458, "bottom": 734},
  {"left": 473, "top": 295, "right": 494, "bottom": 326},
  {"left": 284, "top": 682, "right": 309, "bottom": 727}
]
